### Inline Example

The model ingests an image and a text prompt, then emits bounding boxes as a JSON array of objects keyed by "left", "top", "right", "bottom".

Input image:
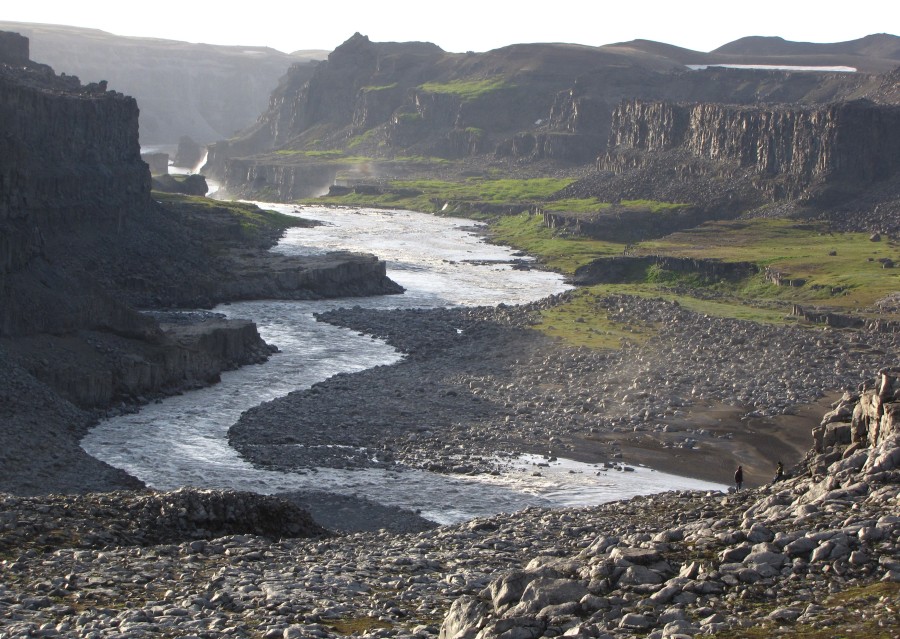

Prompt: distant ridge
[
  {"left": 609, "top": 33, "right": 900, "bottom": 73},
  {"left": 0, "top": 20, "right": 328, "bottom": 145},
  {"left": 713, "top": 33, "right": 900, "bottom": 60}
]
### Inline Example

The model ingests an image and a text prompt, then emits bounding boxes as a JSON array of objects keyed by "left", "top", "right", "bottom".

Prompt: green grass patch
[
  {"left": 348, "top": 128, "right": 378, "bottom": 149},
  {"left": 542, "top": 198, "right": 690, "bottom": 215},
  {"left": 361, "top": 83, "right": 398, "bottom": 92},
  {"left": 388, "top": 177, "right": 573, "bottom": 203},
  {"left": 490, "top": 212, "right": 624, "bottom": 273},
  {"left": 391, "top": 156, "right": 454, "bottom": 164},
  {"left": 621, "top": 199, "right": 691, "bottom": 212},
  {"left": 395, "top": 111, "right": 423, "bottom": 123},
  {"left": 641, "top": 218, "right": 900, "bottom": 309},
  {"left": 153, "top": 192, "right": 310, "bottom": 235},
  {"left": 534, "top": 286, "right": 790, "bottom": 349},
  {"left": 534, "top": 288, "right": 656, "bottom": 349},
  {"left": 418, "top": 77, "right": 511, "bottom": 100},
  {"left": 542, "top": 198, "right": 613, "bottom": 213},
  {"left": 274, "top": 149, "right": 347, "bottom": 159}
]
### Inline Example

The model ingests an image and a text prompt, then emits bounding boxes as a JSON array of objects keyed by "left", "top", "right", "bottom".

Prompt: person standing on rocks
[
  {"left": 734, "top": 465, "right": 743, "bottom": 491},
  {"left": 771, "top": 461, "right": 784, "bottom": 484}
]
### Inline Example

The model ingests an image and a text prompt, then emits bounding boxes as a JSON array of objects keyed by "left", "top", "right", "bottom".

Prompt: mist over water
[{"left": 82, "top": 205, "right": 724, "bottom": 523}]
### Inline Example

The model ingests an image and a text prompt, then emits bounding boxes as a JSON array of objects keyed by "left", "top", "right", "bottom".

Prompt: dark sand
[{"left": 550, "top": 394, "right": 838, "bottom": 489}]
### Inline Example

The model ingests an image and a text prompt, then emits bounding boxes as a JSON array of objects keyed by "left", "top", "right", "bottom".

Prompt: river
[{"left": 82, "top": 204, "right": 724, "bottom": 524}]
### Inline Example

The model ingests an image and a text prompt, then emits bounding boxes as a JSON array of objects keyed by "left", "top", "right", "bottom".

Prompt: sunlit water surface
[{"left": 83, "top": 205, "right": 724, "bottom": 523}]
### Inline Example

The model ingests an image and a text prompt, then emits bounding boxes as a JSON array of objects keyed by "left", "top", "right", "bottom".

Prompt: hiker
[
  {"left": 734, "top": 465, "right": 743, "bottom": 491},
  {"left": 772, "top": 461, "right": 784, "bottom": 484}
]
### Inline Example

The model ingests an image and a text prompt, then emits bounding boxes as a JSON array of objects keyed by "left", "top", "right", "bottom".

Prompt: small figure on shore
[
  {"left": 772, "top": 461, "right": 784, "bottom": 485},
  {"left": 734, "top": 465, "right": 743, "bottom": 491}
]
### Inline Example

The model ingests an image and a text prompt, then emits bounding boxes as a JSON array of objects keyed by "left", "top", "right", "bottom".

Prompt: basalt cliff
[{"left": 0, "top": 31, "right": 400, "bottom": 494}]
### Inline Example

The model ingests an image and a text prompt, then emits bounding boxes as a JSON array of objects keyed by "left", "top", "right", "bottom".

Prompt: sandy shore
[{"left": 554, "top": 394, "right": 839, "bottom": 488}]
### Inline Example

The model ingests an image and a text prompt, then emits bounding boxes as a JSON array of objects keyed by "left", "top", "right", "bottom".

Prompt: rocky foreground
[{"left": 1, "top": 372, "right": 899, "bottom": 639}]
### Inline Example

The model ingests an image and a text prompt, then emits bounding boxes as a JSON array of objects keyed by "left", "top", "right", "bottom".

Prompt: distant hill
[
  {"left": 713, "top": 33, "right": 900, "bottom": 59},
  {"left": 612, "top": 33, "right": 900, "bottom": 73},
  {"left": 0, "top": 21, "right": 327, "bottom": 146}
]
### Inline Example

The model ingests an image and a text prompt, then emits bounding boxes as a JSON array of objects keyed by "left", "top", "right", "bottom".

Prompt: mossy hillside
[{"left": 491, "top": 213, "right": 900, "bottom": 309}]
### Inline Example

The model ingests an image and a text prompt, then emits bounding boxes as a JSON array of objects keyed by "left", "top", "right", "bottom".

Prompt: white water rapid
[{"left": 82, "top": 205, "right": 725, "bottom": 524}]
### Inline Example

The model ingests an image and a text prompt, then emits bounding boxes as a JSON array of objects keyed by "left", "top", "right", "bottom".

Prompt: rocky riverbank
[
  {"left": 0, "top": 311, "right": 278, "bottom": 496},
  {"left": 230, "top": 292, "right": 900, "bottom": 488},
  {"left": 1, "top": 378, "right": 898, "bottom": 638}
]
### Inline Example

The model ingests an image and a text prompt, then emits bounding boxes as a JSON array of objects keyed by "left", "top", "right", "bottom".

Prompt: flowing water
[{"left": 82, "top": 204, "right": 725, "bottom": 524}]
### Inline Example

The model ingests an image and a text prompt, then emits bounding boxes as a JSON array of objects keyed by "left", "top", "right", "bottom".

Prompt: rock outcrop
[
  {"left": 814, "top": 368, "right": 900, "bottom": 460},
  {"left": 572, "top": 255, "right": 758, "bottom": 285},
  {"left": 0, "top": 488, "right": 328, "bottom": 553},
  {"left": 0, "top": 29, "right": 28, "bottom": 64},
  {"left": 601, "top": 98, "right": 900, "bottom": 201}
]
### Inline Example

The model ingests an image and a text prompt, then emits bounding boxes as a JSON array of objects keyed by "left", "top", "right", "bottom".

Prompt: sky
[{"left": 2, "top": 0, "right": 897, "bottom": 54}]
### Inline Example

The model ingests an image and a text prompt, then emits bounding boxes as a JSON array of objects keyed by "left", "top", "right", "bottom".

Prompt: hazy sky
[{"left": 2, "top": 0, "right": 897, "bottom": 54}]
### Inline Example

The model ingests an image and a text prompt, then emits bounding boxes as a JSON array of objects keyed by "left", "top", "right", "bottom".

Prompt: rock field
[
  {"left": 1, "top": 414, "right": 898, "bottom": 638},
  {"left": 3, "top": 293, "right": 900, "bottom": 638},
  {"left": 231, "top": 293, "right": 900, "bottom": 486}
]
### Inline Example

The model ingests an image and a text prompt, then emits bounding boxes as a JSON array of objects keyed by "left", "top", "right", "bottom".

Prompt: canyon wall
[
  {"left": 602, "top": 98, "right": 900, "bottom": 199},
  {"left": 0, "top": 65, "right": 149, "bottom": 274},
  {"left": 0, "top": 46, "right": 156, "bottom": 339}
]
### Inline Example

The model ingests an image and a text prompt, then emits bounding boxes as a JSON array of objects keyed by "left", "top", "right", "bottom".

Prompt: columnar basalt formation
[
  {"left": 0, "top": 63, "right": 149, "bottom": 274},
  {"left": 602, "top": 98, "right": 900, "bottom": 200},
  {"left": 0, "top": 30, "right": 28, "bottom": 64}
]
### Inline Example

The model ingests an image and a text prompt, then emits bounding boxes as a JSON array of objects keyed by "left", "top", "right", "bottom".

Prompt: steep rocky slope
[{"left": 0, "top": 20, "right": 326, "bottom": 145}]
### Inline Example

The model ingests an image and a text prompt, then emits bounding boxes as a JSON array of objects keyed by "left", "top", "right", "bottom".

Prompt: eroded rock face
[
  {"left": 814, "top": 368, "right": 900, "bottom": 458},
  {"left": 602, "top": 98, "right": 900, "bottom": 200},
  {"left": 0, "top": 56, "right": 150, "bottom": 276}
]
